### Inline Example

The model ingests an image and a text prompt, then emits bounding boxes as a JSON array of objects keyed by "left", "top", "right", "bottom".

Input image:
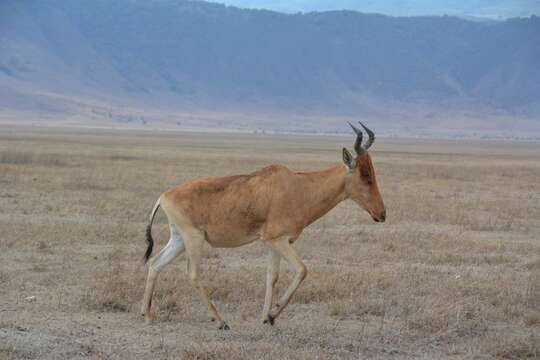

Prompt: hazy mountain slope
[
  {"left": 219, "top": 0, "right": 540, "bottom": 19},
  {"left": 0, "top": 0, "right": 539, "bottom": 134}
]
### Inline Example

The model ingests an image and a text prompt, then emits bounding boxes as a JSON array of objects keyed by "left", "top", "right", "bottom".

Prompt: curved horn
[
  {"left": 358, "top": 121, "right": 375, "bottom": 150},
  {"left": 348, "top": 121, "right": 364, "bottom": 155}
]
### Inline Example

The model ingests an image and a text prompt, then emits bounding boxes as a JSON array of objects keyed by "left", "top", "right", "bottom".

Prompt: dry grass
[
  {"left": 0, "top": 126, "right": 539, "bottom": 359},
  {"left": 0, "top": 151, "right": 67, "bottom": 167}
]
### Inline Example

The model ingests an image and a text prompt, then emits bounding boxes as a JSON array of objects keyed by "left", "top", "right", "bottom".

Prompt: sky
[{"left": 216, "top": 0, "right": 540, "bottom": 19}]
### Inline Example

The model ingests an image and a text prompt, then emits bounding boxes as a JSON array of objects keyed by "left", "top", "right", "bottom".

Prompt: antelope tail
[{"left": 144, "top": 198, "right": 161, "bottom": 263}]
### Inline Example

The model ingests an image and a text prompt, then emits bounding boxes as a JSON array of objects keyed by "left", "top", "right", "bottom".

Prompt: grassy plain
[{"left": 0, "top": 126, "right": 539, "bottom": 359}]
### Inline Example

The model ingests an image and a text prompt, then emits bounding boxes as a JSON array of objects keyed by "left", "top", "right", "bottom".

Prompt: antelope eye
[
  {"left": 360, "top": 167, "right": 369, "bottom": 178},
  {"left": 360, "top": 167, "right": 373, "bottom": 184}
]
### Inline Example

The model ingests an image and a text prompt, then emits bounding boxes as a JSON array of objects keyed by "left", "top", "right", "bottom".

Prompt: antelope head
[{"left": 342, "top": 122, "right": 386, "bottom": 223}]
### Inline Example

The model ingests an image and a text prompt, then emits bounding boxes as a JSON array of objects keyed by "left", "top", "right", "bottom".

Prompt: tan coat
[{"left": 141, "top": 150, "right": 385, "bottom": 329}]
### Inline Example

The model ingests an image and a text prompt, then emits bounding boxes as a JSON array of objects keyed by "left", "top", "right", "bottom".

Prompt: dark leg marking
[{"left": 263, "top": 314, "right": 275, "bottom": 326}]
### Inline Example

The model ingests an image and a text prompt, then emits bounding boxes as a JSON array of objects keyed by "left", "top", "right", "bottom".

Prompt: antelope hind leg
[
  {"left": 184, "top": 231, "right": 229, "bottom": 330},
  {"left": 141, "top": 224, "right": 185, "bottom": 322}
]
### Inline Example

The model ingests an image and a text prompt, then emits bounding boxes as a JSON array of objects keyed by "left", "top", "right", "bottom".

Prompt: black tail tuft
[
  {"left": 144, "top": 224, "right": 154, "bottom": 263},
  {"left": 144, "top": 200, "right": 160, "bottom": 263}
]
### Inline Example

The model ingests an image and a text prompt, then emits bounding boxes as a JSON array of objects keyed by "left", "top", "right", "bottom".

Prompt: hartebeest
[{"left": 141, "top": 122, "right": 386, "bottom": 329}]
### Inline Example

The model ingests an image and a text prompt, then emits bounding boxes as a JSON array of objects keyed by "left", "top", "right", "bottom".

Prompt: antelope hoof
[
  {"left": 218, "top": 322, "right": 230, "bottom": 330},
  {"left": 263, "top": 314, "right": 275, "bottom": 326},
  {"left": 143, "top": 313, "right": 154, "bottom": 324}
]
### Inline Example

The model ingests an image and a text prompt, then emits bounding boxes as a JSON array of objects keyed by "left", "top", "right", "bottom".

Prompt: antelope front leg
[
  {"left": 262, "top": 248, "right": 281, "bottom": 324},
  {"left": 265, "top": 237, "right": 307, "bottom": 324}
]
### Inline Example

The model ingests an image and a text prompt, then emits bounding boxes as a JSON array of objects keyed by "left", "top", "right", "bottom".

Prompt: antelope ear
[{"left": 342, "top": 147, "right": 354, "bottom": 170}]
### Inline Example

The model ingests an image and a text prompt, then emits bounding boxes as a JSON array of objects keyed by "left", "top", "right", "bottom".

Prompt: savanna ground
[{"left": 0, "top": 125, "right": 539, "bottom": 360}]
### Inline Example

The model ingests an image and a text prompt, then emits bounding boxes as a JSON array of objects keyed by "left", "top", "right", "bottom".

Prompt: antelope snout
[{"left": 372, "top": 209, "right": 386, "bottom": 223}]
